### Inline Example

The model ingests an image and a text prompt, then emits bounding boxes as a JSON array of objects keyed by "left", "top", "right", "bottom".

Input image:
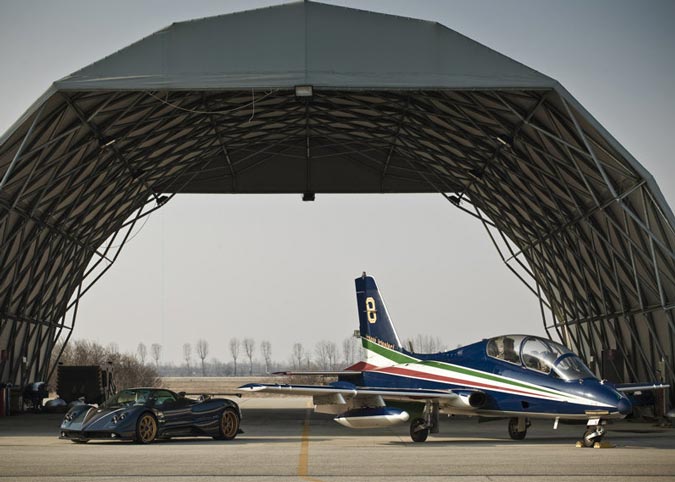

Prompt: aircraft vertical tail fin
[{"left": 355, "top": 273, "right": 404, "bottom": 367}]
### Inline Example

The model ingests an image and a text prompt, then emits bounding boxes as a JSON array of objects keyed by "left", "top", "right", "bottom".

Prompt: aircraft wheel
[
  {"left": 582, "top": 427, "right": 604, "bottom": 447},
  {"left": 507, "top": 417, "right": 527, "bottom": 440},
  {"left": 135, "top": 412, "right": 158, "bottom": 444},
  {"left": 410, "top": 418, "right": 429, "bottom": 443},
  {"left": 214, "top": 407, "right": 240, "bottom": 440}
]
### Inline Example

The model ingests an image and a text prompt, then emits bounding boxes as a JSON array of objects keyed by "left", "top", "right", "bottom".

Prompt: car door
[{"left": 153, "top": 390, "right": 192, "bottom": 435}]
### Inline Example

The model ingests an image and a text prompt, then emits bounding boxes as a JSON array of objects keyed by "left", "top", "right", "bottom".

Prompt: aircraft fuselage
[{"left": 348, "top": 337, "right": 631, "bottom": 420}]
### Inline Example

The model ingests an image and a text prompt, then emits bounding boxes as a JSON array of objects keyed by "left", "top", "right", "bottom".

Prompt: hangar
[{"left": 0, "top": 1, "right": 673, "bottom": 401}]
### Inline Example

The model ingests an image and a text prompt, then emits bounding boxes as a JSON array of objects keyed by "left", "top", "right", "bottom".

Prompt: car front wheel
[
  {"left": 135, "top": 413, "right": 158, "bottom": 444},
  {"left": 214, "top": 407, "right": 240, "bottom": 440}
]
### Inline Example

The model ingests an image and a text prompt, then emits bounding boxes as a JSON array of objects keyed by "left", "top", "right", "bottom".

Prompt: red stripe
[
  {"left": 375, "top": 366, "right": 556, "bottom": 400},
  {"left": 345, "top": 361, "right": 378, "bottom": 372}
]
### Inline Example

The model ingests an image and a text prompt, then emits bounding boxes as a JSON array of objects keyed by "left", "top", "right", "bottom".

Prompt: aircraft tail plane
[{"left": 355, "top": 272, "right": 404, "bottom": 367}]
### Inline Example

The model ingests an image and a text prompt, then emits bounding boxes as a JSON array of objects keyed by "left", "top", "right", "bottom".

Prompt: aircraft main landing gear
[
  {"left": 410, "top": 418, "right": 429, "bottom": 442},
  {"left": 582, "top": 418, "right": 606, "bottom": 447},
  {"left": 507, "top": 417, "right": 530, "bottom": 440},
  {"left": 409, "top": 400, "right": 439, "bottom": 443}
]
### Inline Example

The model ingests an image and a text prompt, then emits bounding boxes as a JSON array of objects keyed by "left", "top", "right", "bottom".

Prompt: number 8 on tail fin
[{"left": 355, "top": 272, "right": 405, "bottom": 367}]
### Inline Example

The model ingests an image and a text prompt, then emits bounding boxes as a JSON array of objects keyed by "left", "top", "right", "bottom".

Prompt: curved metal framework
[
  {"left": 1, "top": 0, "right": 674, "bottom": 399},
  {"left": 1, "top": 87, "right": 673, "bottom": 394}
]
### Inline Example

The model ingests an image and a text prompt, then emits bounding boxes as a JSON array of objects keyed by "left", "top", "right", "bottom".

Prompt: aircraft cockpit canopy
[{"left": 486, "top": 335, "right": 596, "bottom": 381}]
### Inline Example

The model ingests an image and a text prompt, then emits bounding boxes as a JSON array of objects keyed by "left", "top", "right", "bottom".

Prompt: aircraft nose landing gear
[{"left": 582, "top": 418, "right": 606, "bottom": 447}]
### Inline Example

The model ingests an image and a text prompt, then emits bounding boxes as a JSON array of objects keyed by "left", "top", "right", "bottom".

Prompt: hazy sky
[{"left": 1, "top": 0, "right": 673, "bottom": 365}]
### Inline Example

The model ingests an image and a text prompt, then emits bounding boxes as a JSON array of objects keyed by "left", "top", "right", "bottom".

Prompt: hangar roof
[
  {"left": 55, "top": 1, "right": 554, "bottom": 91},
  {"left": 1, "top": 1, "right": 670, "bottom": 214}
]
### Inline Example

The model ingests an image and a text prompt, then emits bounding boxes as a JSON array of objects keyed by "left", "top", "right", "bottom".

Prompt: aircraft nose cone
[{"left": 617, "top": 398, "right": 632, "bottom": 416}]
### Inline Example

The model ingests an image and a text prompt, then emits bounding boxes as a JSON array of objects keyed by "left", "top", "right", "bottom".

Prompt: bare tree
[
  {"left": 196, "top": 339, "right": 209, "bottom": 376},
  {"left": 328, "top": 341, "right": 338, "bottom": 369},
  {"left": 260, "top": 340, "right": 272, "bottom": 373},
  {"left": 315, "top": 340, "right": 338, "bottom": 370},
  {"left": 292, "top": 342, "right": 304, "bottom": 369},
  {"left": 406, "top": 334, "right": 446, "bottom": 354},
  {"left": 243, "top": 338, "right": 256, "bottom": 375},
  {"left": 210, "top": 357, "right": 226, "bottom": 376},
  {"left": 315, "top": 341, "right": 328, "bottom": 369},
  {"left": 151, "top": 343, "right": 162, "bottom": 368},
  {"left": 229, "top": 338, "right": 241, "bottom": 376},
  {"left": 183, "top": 343, "right": 192, "bottom": 375},
  {"left": 342, "top": 337, "right": 358, "bottom": 366},
  {"left": 137, "top": 342, "right": 147, "bottom": 365},
  {"left": 52, "top": 339, "right": 159, "bottom": 390}
]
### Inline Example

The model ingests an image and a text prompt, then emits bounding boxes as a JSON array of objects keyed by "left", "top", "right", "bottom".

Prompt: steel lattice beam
[{"left": 0, "top": 88, "right": 673, "bottom": 403}]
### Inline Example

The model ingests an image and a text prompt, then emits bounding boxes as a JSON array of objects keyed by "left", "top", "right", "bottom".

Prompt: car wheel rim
[
  {"left": 221, "top": 411, "right": 237, "bottom": 438},
  {"left": 139, "top": 415, "right": 156, "bottom": 442}
]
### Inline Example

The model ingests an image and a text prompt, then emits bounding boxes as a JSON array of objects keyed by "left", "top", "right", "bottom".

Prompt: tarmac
[{"left": 0, "top": 397, "right": 674, "bottom": 482}]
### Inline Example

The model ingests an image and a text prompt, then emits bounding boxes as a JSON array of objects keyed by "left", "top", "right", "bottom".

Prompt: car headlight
[{"left": 112, "top": 412, "right": 128, "bottom": 424}]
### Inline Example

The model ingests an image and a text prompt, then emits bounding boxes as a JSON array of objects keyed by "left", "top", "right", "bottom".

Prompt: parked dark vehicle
[
  {"left": 59, "top": 388, "right": 241, "bottom": 444},
  {"left": 57, "top": 364, "right": 115, "bottom": 404}
]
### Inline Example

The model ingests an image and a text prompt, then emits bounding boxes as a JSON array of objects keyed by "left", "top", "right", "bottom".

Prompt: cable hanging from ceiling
[{"left": 145, "top": 89, "right": 279, "bottom": 116}]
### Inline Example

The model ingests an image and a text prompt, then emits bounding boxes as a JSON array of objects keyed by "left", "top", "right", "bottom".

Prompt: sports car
[{"left": 59, "top": 387, "right": 241, "bottom": 444}]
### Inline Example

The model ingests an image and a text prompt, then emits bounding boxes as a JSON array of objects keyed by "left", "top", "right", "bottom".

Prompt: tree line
[
  {"left": 49, "top": 333, "right": 448, "bottom": 386},
  {"left": 50, "top": 339, "right": 159, "bottom": 389},
  {"left": 134, "top": 333, "right": 447, "bottom": 377}
]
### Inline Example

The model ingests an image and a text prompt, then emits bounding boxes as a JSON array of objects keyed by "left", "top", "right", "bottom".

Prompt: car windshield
[{"left": 102, "top": 389, "right": 153, "bottom": 408}]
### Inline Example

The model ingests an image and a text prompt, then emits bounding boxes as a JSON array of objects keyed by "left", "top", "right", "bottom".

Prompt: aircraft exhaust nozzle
[
  {"left": 452, "top": 390, "right": 487, "bottom": 409},
  {"left": 467, "top": 391, "right": 487, "bottom": 408},
  {"left": 334, "top": 407, "right": 410, "bottom": 429}
]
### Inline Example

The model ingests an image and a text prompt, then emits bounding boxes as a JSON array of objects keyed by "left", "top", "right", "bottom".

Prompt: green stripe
[
  {"left": 362, "top": 337, "right": 561, "bottom": 398},
  {"left": 362, "top": 338, "right": 418, "bottom": 364},
  {"left": 421, "top": 360, "right": 561, "bottom": 397}
]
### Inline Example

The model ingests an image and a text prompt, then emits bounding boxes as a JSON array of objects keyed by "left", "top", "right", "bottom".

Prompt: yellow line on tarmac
[{"left": 298, "top": 401, "right": 323, "bottom": 482}]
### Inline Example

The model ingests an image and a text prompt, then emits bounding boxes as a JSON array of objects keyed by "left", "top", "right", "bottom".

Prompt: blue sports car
[{"left": 60, "top": 387, "right": 241, "bottom": 444}]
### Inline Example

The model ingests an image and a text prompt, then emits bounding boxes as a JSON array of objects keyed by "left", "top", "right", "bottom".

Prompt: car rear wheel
[
  {"left": 214, "top": 407, "right": 240, "bottom": 440},
  {"left": 135, "top": 413, "right": 158, "bottom": 444}
]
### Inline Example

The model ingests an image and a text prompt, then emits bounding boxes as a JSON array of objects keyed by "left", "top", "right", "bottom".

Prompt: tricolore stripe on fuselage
[{"left": 361, "top": 338, "right": 607, "bottom": 408}]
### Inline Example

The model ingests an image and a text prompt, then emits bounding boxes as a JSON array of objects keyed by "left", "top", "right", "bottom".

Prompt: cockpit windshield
[
  {"left": 521, "top": 337, "right": 569, "bottom": 374},
  {"left": 486, "top": 335, "right": 596, "bottom": 380},
  {"left": 553, "top": 354, "right": 596, "bottom": 380},
  {"left": 486, "top": 335, "right": 525, "bottom": 364}
]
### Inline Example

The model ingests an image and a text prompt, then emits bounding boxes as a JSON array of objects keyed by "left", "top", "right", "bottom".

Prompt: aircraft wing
[
  {"left": 270, "top": 362, "right": 372, "bottom": 377},
  {"left": 271, "top": 371, "right": 363, "bottom": 376},
  {"left": 238, "top": 383, "right": 459, "bottom": 401}
]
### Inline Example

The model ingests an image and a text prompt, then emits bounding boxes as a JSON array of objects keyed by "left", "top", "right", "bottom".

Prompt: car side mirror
[{"left": 178, "top": 391, "right": 186, "bottom": 398}]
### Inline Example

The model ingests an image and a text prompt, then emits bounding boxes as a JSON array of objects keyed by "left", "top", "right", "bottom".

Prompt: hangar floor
[{"left": 0, "top": 397, "right": 674, "bottom": 481}]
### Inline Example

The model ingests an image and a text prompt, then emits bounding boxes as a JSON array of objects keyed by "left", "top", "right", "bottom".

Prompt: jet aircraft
[{"left": 240, "top": 273, "right": 668, "bottom": 446}]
